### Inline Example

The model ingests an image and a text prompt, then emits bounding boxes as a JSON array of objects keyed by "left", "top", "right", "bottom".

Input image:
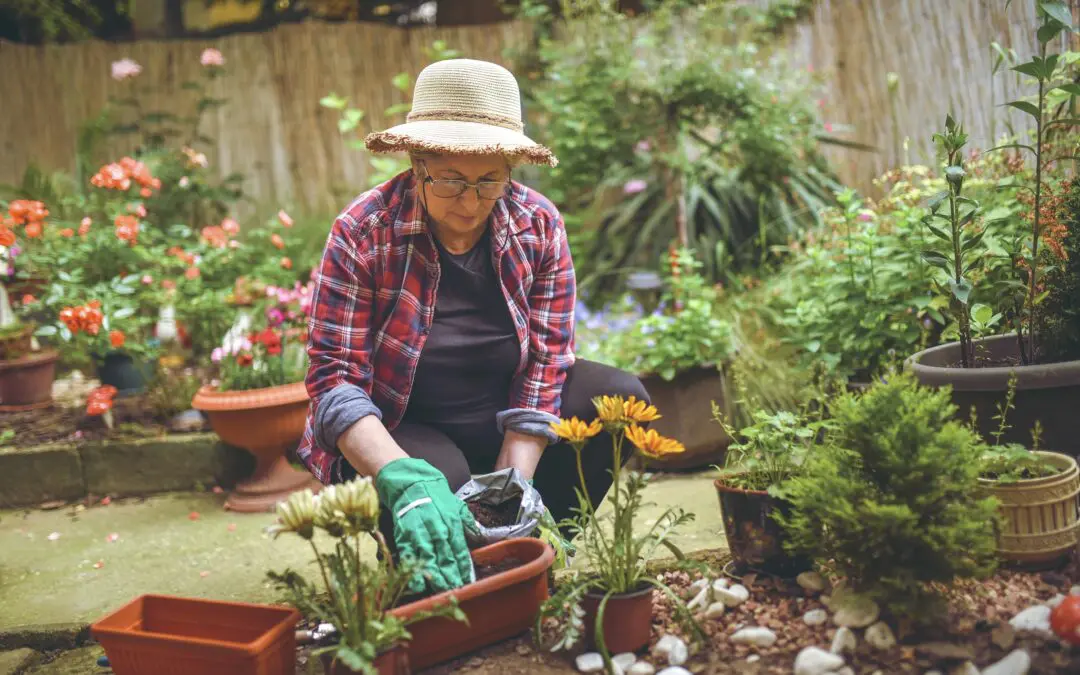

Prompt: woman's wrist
[
  {"left": 338, "top": 415, "right": 409, "bottom": 478},
  {"left": 495, "top": 429, "right": 546, "bottom": 479}
]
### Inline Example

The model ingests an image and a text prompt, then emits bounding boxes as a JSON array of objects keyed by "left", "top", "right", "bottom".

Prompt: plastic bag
[{"left": 456, "top": 468, "right": 545, "bottom": 547}]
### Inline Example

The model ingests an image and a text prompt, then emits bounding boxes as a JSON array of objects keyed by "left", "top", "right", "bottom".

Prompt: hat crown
[{"left": 406, "top": 59, "right": 524, "bottom": 132}]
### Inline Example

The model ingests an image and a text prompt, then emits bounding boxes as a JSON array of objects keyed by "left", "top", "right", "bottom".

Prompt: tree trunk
[{"left": 437, "top": 0, "right": 509, "bottom": 25}]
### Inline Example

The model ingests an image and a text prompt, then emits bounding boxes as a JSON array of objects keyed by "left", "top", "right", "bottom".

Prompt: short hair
[{"left": 409, "top": 151, "right": 521, "bottom": 173}]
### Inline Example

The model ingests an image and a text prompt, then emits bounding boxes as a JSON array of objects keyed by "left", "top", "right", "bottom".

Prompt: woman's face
[{"left": 415, "top": 155, "right": 509, "bottom": 236}]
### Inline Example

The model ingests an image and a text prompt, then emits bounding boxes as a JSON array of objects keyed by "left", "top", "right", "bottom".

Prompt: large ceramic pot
[
  {"left": 191, "top": 382, "right": 320, "bottom": 513},
  {"left": 580, "top": 584, "right": 653, "bottom": 654},
  {"left": 907, "top": 334, "right": 1080, "bottom": 457},
  {"left": 91, "top": 594, "right": 300, "bottom": 675},
  {"left": 980, "top": 451, "right": 1080, "bottom": 569},
  {"left": 714, "top": 477, "right": 811, "bottom": 578},
  {"left": 321, "top": 644, "right": 409, "bottom": 675},
  {"left": 0, "top": 346, "right": 58, "bottom": 411},
  {"left": 639, "top": 366, "right": 733, "bottom": 471}
]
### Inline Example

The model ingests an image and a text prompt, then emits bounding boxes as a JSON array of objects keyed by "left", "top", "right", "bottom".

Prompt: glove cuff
[{"left": 375, "top": 457, "right": 444, "bottom": 506}]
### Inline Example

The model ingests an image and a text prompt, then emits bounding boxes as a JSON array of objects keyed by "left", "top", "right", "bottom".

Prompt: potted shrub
[
  {"left": 711, "top": 383, "right": 832, "bottom": 577},
  {"left": 907, "top": 7, "right": 1080, "bottom": 455},
  {"left": 976, "top": 376, "right": 1080, "bottom": 568},
  {"left": 0, "top": 205, "right": 59, "bottom": 411},
  {"left": 192, "top": 298, "right": 316, "bottom": 513},
  {"left": 534, "top": 394, "right": 705, "bottom": 669},
  {"left": 267, "top": 478, "right": 467, "bottom": 675}
]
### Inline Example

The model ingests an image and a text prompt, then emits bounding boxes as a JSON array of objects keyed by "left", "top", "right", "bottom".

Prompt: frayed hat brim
[{"left": 364, "top": 120, "right": 558, "bottom": 167}]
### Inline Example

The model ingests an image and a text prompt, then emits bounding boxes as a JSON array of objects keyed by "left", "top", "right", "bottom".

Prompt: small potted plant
[
  {"left": 192, "top": 291, "right": 316, "bottom": 512},
  {"left": 534, "top": 394, "right": 705, "bottom": 669},
  {"left": 267, "top": 478, "right": 467, "bottom": 675}
]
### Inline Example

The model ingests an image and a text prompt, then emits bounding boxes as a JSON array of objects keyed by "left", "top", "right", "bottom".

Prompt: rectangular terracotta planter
[
  {"left": 91, "top": 595, "right": 301, "bottom": 675},
  {"left": 391, "top": 538, "right": 555, "bottom": 670}
]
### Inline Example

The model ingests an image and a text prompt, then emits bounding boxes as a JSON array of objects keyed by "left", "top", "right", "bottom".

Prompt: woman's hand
[{"left": 494, "top": 429, "right": 547, "bottom": 479}]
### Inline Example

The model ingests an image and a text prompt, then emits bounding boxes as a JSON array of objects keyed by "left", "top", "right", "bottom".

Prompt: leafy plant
[
  {"left": 977, "top": 373, "right": 1058, "bottom": 483},
  {"left": 535, "top": 395, "right": 704, "bottom": 669},
  {"left": 267, "top": 479, "right": 466, "bottom": 675},
  {"left": 1040, "top": 176, "right": 1080, "bottom": 361},
  {"left": 776, "top": 372, "right": 1000, "bottom": 620}
]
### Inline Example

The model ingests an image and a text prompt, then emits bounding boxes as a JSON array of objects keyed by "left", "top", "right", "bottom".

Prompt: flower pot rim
[
  {"left": 90, "top": 593, "right": 301, "bottom": 654},
  {"left": 978, "top": 450, "right": 1078, "bottom": 488},
  {"left": 713, "top": 476, "right": 771, "bottom": 497},
  {"left": 0, "top": 346, "right": 59, "bottom": 369},
  {"left": 906, "top": 333, "right": 1080, "bottom": 391},
  {"left": 391, "top": 537, "right": 554, "bottom": 619},
  {"left": 583, "top": 582, "right": 653, "bottom": 600},
  {"left": 192, "top": 381, "right": 309, "bottom": 412}
]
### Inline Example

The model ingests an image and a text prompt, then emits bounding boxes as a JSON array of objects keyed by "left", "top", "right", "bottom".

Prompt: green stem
[
  {"left": 574, "top": 445, "right": 593, "bottom": 515},
  {"left": 311, "top": 539, "right": 333, "bottom": 610},
  {"left": 949, "top": 151, "right": 972, "bottom": 368},
  {"left": 1028, "top": 59, "right": 1046, "bottom": 364}
]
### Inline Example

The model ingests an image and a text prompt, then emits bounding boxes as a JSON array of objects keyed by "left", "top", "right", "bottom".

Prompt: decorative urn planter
[
  {"left": 192, "top": 381, "right": 320, "bottom": 512},
  {"left": 714, "top": 477, "right": 811, "bottom": 577}
]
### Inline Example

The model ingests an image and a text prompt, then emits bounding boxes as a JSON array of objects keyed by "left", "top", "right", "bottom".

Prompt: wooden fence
[{"left": 0, "top": 1, "right": 1075, "bottom": 218}]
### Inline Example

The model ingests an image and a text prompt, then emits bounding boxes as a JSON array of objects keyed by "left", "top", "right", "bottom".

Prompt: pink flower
[
  {"left": 635, "top": 140, "right": 651, "bottom": 153},
  {"left": 824, "top": 122, "right": 833, "bottom": 133},
  {"left": 623, "top": 179, "right": 648, "bottom": 195},
  {"left": 211, "top": 347, "right": 224, "bottom": 363},
  {"left": 228, "top": 240, "right": 240, "bottom": 249},
  {"left": 179, "top": 176, "right": 190, "bottom": 188},
  {"left": 200, "top": 48, "right": 225, "bottom": 67},
  {"left": 277, "top": 210, "right": 294, "bottom": 228},
  {"left": 221, "top": 217, "right": 240, "bottom": 234},
  {"left": 857, "top": 211, "right": 874, "bottom": 222},
  {"left": 111, "top": 58, "right": 142, "bottom": 81},
  {"left": 141, "top": 274, "right": 154, "bottom": 285},
  {"left": 267, "top": 308, "right": 285, "bottom": 326}
]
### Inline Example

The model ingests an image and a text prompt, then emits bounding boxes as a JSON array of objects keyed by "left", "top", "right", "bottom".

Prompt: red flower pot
[
  {"left": 192, "top": 382, "right": 320, "bottom": 512},
  {"left": 0, "top": 347, "right": 58, "bottom": 412},
  {"left": 91, "top": 595, "right": 300, "bottom": 675},
  {"left": 321, "top": 644, "right": 410, "bottom": 674},
  {"left": 581, "top": 584, "right": 654, "bottom": 654},
  {"left": 391, "top": 538, "right": 555, "bottom": 670}
]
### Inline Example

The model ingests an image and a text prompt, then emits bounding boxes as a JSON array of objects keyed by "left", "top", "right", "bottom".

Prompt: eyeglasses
[{"left": 419, "top": 162, "right": 509, "bottom": 201}]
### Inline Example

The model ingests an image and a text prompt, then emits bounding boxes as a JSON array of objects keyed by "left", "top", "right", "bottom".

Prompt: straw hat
[{"left": 364, "top": 58, "right": 557, "bottom": 167}]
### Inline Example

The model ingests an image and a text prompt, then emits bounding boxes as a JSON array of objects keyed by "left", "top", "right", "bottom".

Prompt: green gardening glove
[{"left": 375, "top": 458, "right": 478, "bottom": 594}]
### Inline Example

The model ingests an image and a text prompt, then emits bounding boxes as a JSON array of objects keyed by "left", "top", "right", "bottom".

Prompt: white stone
[
  {"left": 656, "top": 669, "right": 691, "bottom": 675},
  {"left": 793, "top": 646, "right": 845, "bottom": 675},
  {"left": 688, "top": 578, "right": 709, "bottom": 595},
  {"left": 687, "top": 586, "right": 711, "bottom": 611},
  {"left": 1045, "top": 594, "right": 1066, "bottom": 609},
  {"left": 613, "top": 653, "right": 637, "bottom": 671},
  {"left": 576, "top": 652, "right": 604, "bottom": 673},
  {"left": 981, "top": 649, "right": 1031, "bottom": 675},
  {"left": 667, "top": 638, "right": 688, "bottom": 667},
  {"left": 797, "top": 571, "right": 828, "bottom": 593},
  {"left": 628, "top": 664, "right": 656, "bottom": 675},
  {"left": 837, "top": 669, "right": 855, "bottom": 675},
  {"left": 865, "top": 621, "right": 897, "bottom": 650},
  {"left": 831, "top": 592, "right": 880, "bottom": 628},
  {"left": 1008, "top": 605, "right": 1053, "bottom": 637},
  {"left": 830, "top": 627, "right": 857, "bottom": 655},
  {"left": 653, "top": 635, "right": 679, "bottom": 659},
  {"left": 730, "top": 626, "right": 778, "bottom": 648},
  {"left": 820, "top": 594, "right": 832, "bottom": 609},
  {"left": 747, "top": 655, "right": 761, "bottom": 663},
  {"left": 803, "top": 609, "right": 828, "bottom": 626},
  {"left": 705, "top": 601, "right": 726, "bottom": 619},
  {"left": 948, "top": 662, "right": 980, "bottom": 675},
  {"left": 715, "top": 583, "right": 751, "bottom": 607},
  {"left": 1070, "top": 585, "right": 1080, "bottom": 596},
  {"left": 925, "top": 671, "right": 943, "bottom": 675},
  {"left": 712, "top": 577, "right": 730, "bottom": 592}
]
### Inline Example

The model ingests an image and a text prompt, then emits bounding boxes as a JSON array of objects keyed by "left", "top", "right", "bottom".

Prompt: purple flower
[
  {"left": 267, "top": 307, "right": 285, "bottom": 326},
  {"left": 857, "top": 211, "right": 874, "bottom": 222},
  {"left": 635, "top": 140, "right": 651, "bottom": 153},
  {"left": 211, "top": 347, "right": 224, "bottom": 363},
  {"left": 623, "top": 179, "right": 648, "bottom": 195}
]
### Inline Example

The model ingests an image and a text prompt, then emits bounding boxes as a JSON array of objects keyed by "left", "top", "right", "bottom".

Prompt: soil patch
[
  {"left": 475, "top": 557, "right": 523, "bottom": 581},
  {"left": 1, "top": 396, "right": 171, "bottom": 447},
  {"left": 467, "top": 498, "right": 521, "bottom": 528}
]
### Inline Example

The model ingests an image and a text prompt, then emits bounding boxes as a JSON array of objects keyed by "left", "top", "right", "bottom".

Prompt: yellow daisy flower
[
  {"left": 625, "top": 424, "right": 685, "bottom": 459},
  {"left": 550, "top": 416, "right": 603, "bottom": 445},
  {"left": 592, "top": 394, "right": 627, "bottom": 426},
  {"left": 623, "top": 396, "right": 661, "bottom": 423}
]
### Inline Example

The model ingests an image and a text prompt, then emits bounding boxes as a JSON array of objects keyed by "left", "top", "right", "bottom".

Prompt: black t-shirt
[{"left": 403, "top": 230, "right": 521, "bottom": 427}]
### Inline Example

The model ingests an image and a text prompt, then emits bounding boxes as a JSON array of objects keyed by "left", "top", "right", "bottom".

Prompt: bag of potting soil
[{"left": 456, "top": 468, "right": 547, "bottom": 547}]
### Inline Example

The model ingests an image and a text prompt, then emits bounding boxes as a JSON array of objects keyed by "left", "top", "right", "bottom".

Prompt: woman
[{"left": 296, "top": 59, "right": 649, "bottom": 594}]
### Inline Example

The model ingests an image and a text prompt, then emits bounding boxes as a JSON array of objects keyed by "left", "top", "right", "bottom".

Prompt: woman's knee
[{"left": 562, "top": 359, "right": 651, "bottom": 419}]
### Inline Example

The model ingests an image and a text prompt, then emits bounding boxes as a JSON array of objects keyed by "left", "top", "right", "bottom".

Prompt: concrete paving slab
[
  {"left": 23, "top": 645, "right": 103, "bottom": 675},
  {"left": 0, "top": 648, "right": 39, "bottom": 675}
]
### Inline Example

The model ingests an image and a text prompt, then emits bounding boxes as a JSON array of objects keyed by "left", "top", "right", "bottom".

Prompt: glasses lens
[
  {"left": 430, "top": 180, "right": 466, "bottom": 198},
  {"left": 477, "top": 182, "right": 508, "bottom": 200}
]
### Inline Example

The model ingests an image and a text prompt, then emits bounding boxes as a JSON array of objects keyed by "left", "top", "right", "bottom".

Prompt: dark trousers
[{"left": 364, "top": 359, "right": 649, "bottom": 541}]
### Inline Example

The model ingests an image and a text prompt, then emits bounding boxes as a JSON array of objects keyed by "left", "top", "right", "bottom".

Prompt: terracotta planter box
[
  {"left": 580, "top": 585, "right": 653, "bottom": 654},
  {"left": 391, "top": 538, "right": 555, "bottom": 670},
  {"left": 908, "top": 334, "right": 1080, "bottom": 458},
  {"left": 192, "top": 382, "right": 320, "bottom": 513},
  {"left": 981, "top": 451, "right": 1080, "bottom": 569},
  {"left": 0, "top": 347, "right": 58, "bottom": 411},
  {"left": 639, "top": 366, "right": 732, "bottom": 470},
  {"left": 91, "top": 594, "right": 300, "bottom": 675},
  {"left": 714, "top": 478, "right": 811, "bottom": 577}
]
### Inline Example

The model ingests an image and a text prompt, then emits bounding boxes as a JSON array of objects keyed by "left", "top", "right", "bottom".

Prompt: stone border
[{"left": 0, "top": 434, "right": 253, "bottom": 508}]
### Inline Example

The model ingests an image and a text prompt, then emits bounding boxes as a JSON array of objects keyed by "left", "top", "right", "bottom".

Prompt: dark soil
[
  {"left": 0, "top": 395, "right": 172, "bottom": 447},
  {"left": 467, "top": 498, "right": 521, "bottom": 528},
  {"left": 475, "top": 557, "right": 523, "bottom": 581}
]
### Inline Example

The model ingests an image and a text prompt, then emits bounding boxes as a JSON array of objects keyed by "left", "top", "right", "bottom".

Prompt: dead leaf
[
  {"left": 188, "top": 511, "right": 200, "bottom": 521},
  {"left": 93, "top": 560, "right": 104, "bottom": 569},
  {"left": 227, "top": 523, "right": 237, "bottom": 532},
  {"left": 100, "top": 496, "right": 112, "bottom": 506},
  {"left": 40, "top": 500, "right": 66, "bottom": 510},
  {"left": 742, "top": 573, "right": 758, "bottom": 588}
]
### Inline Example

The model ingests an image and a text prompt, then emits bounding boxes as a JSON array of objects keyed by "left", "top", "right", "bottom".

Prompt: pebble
[
  {"left": 1044, "top": 594, "right": 1066, "bottom": 609},
  {"left": 169, "top": 409, "right": 207, "bottom": 431},
  {"left": 830, "top": 626, "right": 857, "bottom": 655},
  {"left": 981, "top": 649, "right": 1031, "bottom": 675},
  {"left": 730, "top": 626, "right": 778, "bottom": 647},
  {"left": 715, "top": 584, "right": 750, "bottom": 607},
  {"left": 803, "top": 609, "right": 828, "bottom": 626},
  {"left": 689, "top": 578, "right": 709, "bottom": 594},
  {"left": 653, "top": 635, "right": 686, "bottom": 662},
  {"left": 576, "top": 653, "right": 604, "bottom": 673},
  {"left": 705, "top": 601, "right": 726, "bottom": 619},
  {"left": 613, "top": 653, "right": 637, "bottom": 671},
  {"left": 793, "top": 646, "right": 845, "bottom": 675},
  {"left": 797, "top": 571, "right": 827, "bottom": 593},
  {"left": 865, "top": 621, "right": 897, "bottom": 650},
  {"left": 628, "top": 663, "right": 656, "bottom": 675},
  {"left": 1008, "top": 605, "right": 1052, "bottom": 637},
  {"left": 712, "top": 577, "right": 730, "bottom": 592},
  {"left": 926, "top": 671, "right": 943, "bottom": 675},
  {"left": 687, "top": 586, "right": 711, "bottom": 610},
  {"left": 667, "top": 638, "right": 688, "bottom": 666},
  {"left": 747, "top": 655, "right": 761, "bottom": 663},
  {"left": 991, "top": 624, "right": 1016, "bottom": 650},
  {"left": 1071, "top": 585, "right": 1080, "bottom": 596},
  {"left": 656, "top": 668, "right": 691, "bottom": 675},
  {"left": 836, "top": 669, "right": 855, "bottom": 675},
  {"left": 831, "top": 592, "right": 880, "bottom": 628}
]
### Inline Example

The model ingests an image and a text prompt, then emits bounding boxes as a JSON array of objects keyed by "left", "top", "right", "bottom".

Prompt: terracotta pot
[
  {"left": 191, "top": 382, "right": 320, "bottom": 513},
  {"left": 638, "top": 366, "right": 733, "bottom": 471},
  {"left": 391, "top": 538, "right": 555, "bottom": 670},
  {"left": 320, "top": 644, "right": 410, "bottom": 675},
  {"left": 0, "top": 347, "right": 58, "bottom": 412},
  {"left": 980, "top": 451, "right": 1080, "bottom": 569},
  {"left": 908, "top": 334, "right": 1080, "bottom": 458},
  {"left": 90, "top": 594, "right": 300, "bottom": 675},
  {"left": 714, "top": 478, "right": 811, "bottom": 577},
  {"left": 580, "top": 584, "right": 653, "bottom": 654}
]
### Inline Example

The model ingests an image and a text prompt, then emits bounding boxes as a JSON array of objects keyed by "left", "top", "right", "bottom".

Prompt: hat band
[{"left": 406, "top": 109, "right": 524, "bottom": 133}]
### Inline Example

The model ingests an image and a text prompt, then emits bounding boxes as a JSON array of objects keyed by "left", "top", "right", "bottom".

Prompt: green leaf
[
  {"left": 1038, "top": 21, "right": 1065, "bottom": 44},
  {"left": 113, "top": 307, "right": 136, "bottom": 319},
  {"left": 35, "top": 325, "right": 58, "bottom": 337},
  {"left": 921, "top": 251, "right": 951, "bottom": 272},
  {"left": 391, "top": 72, "right": 411, "bottom": 92},
  {"left": 806, "top": 339, "right": 821, "bottom": 353},
  {"left": 926, "top": 191, "right": 948, "bottom": 212},
  {"left": 1012, "top": 61, "right": 1045, "bottom": 79},
  {"left": 961, "top": 230, "right": 986, "bottom": 252},
  {"left": 972, "top": 303, "right": 993, "bottom": 325},
  {"left": 950, "top": 279, "right": 973, "bottom": 305},
  {"left": 1055, "top": 83, "right": 1080, "bottom": 97},
  {"left": 1006, "top": 101, "right": 1041, "bottom": 119},
  {"left": 926, "top": 224, "right": 952, "bottom": 242},
  {"left": 984, "top": 206, "right": 1014, "bottom": 222},
  {"left": 319, "top": 93, "right": 347, "bottom": 109},
  {"left": 1045, "top": 117, "right": 1080, "bottom": 130},
  {"left": 1040, "top": 1, "right": 1075, "bottom": 29}
]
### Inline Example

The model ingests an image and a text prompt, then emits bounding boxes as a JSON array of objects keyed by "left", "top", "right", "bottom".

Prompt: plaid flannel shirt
[{"left": 296, "top": 171, "right": 577, "bottom": 484}]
